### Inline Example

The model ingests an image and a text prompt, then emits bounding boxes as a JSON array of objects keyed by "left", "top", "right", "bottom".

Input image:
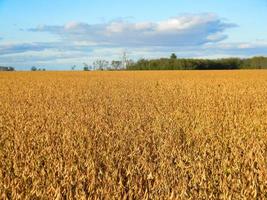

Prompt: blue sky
[{"left": 0, "top": 0, "right": 267, "bottom": 70}]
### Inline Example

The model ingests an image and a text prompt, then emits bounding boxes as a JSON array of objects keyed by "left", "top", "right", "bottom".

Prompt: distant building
[{"left": 0, "top": 66, "right": 15, "bottom": 71}]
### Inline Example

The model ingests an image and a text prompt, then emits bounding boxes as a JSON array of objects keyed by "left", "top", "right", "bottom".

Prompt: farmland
[{"left": 0, "top": 71, "right": 267, "bottom": 199}]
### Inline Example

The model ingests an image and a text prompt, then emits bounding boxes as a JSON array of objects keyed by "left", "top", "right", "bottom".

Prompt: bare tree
[
  {"left": 93, "top": 60, "right": 109, "bottom": 70},
  {"left": 111, "top": 60, "right": 122, "bottom": 70},
  {"left": 127, "top": 59, "right": 135, "bottom": 68},
  {"left": 71, "top": 65, "right": 77, "bottom": 71}
]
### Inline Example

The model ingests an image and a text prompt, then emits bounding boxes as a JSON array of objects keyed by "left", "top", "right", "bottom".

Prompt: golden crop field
[{"left": 0, "top": 71, "right": 267, "bottom": 199}]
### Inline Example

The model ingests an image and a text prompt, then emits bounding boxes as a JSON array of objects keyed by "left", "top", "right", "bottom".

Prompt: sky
[{"left": 0, "top": 0, "right": 267, "bottom": 70}]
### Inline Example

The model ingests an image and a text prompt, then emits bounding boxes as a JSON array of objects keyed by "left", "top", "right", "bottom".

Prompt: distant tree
[
  {"left": 7, "top": 67, "right": 15, "bottom": 71},
  {"left": 71, "top": 65, "right": 77, "bottom": 71},
  {"left": 111, "top": 60, "right": 122, "bottom": 70},
  {"left": 0, "top": 66, "right": 15, "bottom": 71},
  {"left": 93, "top": 60, "right": 109, "bottom": 70},
  {"left": 126, "top": 56, "right": 267, "bottom": 70},
  {"left": 127, "top": 59, "right": 135, "bottom": 68},
  {"left": 42, "top": 68, "right": 46, "bottom": 71},
  {"left": 245, "top": 56, "right": 267, "bottom": 69},
  {"left": 83, "top": 63, "right": 89, "bottom": 71},
  {"left": 31, "top": 66, "right": 37, "bottom": 71},
  {"left": 170, "top": 53, "right": 177, "bottom": 59}
]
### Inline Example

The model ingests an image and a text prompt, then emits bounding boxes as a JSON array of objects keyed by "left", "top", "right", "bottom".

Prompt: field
[{"left": 0, "top": 70, "right": 267, "bottom": 199}]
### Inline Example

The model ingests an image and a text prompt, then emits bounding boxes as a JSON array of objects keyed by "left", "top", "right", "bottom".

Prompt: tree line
[
  {"left": 0, "top": 66, "right": 15, "bottom": 71},
  {"left": 81, "top": 60, "right": 134, "bottom": 71},
  {"left": 20, "top": 54, "right": 267, "bottom": 72},
  {"left": 126, "top": 54, "right": 267, "bottom": 70},
  {"left": 31, "top": 66, "right": 46, "bottom": 71}
]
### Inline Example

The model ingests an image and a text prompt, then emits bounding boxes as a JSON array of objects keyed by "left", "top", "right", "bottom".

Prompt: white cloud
[
  {"left": 64, "top": 21, "right": 81, "bottom": 30},
  {"left": 29, "top": 13, "right": 236, "bottom": 47},
  {"left": 206, "top": 33, "right": 227, "bottom": 42}
]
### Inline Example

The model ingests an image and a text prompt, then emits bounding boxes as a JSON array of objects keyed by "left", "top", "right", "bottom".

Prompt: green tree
[
  {"left": 83, "top": 63, "right": 89, "bottom": 71},
  {"left": 31, "top": 66, "right": 37, "bottom": 71},
  {"left": 170, "top": 53, "right": 177, "bottom": 59}
]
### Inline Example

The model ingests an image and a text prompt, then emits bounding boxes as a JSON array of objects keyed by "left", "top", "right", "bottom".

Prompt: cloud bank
[{"left": 29, "top": 13, "right": 235, "bottom": 47}]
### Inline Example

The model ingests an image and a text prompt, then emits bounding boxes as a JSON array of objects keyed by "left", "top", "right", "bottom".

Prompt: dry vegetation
[{"left": 0, "top": 70, "right": 267, "bottom": 199}]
